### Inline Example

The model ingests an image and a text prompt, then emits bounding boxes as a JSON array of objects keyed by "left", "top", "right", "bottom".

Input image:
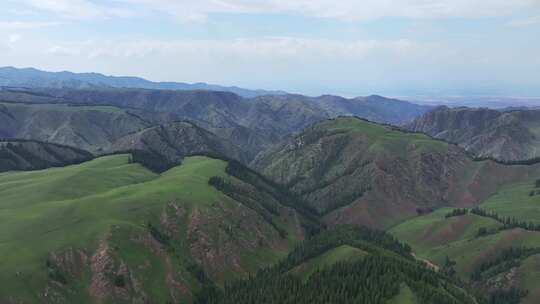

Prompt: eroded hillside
[{"left": 254, "top": 117, "right": 540, "bottom": 228}]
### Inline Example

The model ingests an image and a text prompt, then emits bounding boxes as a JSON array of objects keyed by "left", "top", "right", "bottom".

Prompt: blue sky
[{"left": 1, "top": 0, "right": 539, "bottom": 98}]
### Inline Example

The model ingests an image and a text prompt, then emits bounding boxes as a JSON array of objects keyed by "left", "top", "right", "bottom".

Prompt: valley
[{"left": 390, "top": 175, "right": 540, "bottom": 301}]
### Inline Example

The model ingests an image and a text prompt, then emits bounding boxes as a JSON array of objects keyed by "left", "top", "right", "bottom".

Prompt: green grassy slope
[
  {"left": 391, "top": 206, "right": 540, "bottom": 303},
  {"left": 0, "top": 154, "right": 302, "bottom": 303},
  {"left": 388, "top": 284, "right": 417, "bottom": 304},
  {"left": 390, "top": 208, "right": 504, "bottom": 257},
  {"left": 290, "top": 244, "right": 368, "bottom": 280},
  {"left": 480, "top": 179, "right": 540, "bottom": 224},
  {"left": 321, "top": 117, "right": 449, "bottom": 154},
  {"left": 391, "top": 209, "right": 540, "bottom": 272},
  {"left": 391, "top": 177, "right": 540, "bottom": 263}
]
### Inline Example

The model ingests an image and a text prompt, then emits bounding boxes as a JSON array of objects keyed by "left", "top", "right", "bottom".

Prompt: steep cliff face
[
  {"left": 407, "top": 106, "right": 540, "bottom": 161},
  {"left": 254, "top": 117, "right": 540, "bottom": 229}
]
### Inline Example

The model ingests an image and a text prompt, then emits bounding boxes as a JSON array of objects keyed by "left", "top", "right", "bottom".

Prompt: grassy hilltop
[{"left": 0, "top": 154, "right": 304, "bottom": 303}]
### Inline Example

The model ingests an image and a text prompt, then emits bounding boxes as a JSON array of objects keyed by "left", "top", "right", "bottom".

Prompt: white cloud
[
  {"left": 1, "top": 32, "right": 538, "bottom": 96},
  {"left": 12, "top": 0, "right": 540, "bottom": 22},
  {"left": 16, "top": 0, "right": 104, "bottom": 19},
  {"left": 235, "top": 0, "right": 540, "bottom": 21},
  {"left": 46, "top": 45, "right": 80, "bottom": 56},
  {"left": 14, "top": 0, "right": 134, "bottom": 20},
  {"left": 0, "top": 21, "right": 64, "bottom": 30},
  {"left": 8, "top": 34, "right": 21, "bottom": 44},
  {"left": 507, "top": 15, "right": 540, "bottom": 27},
  {"left": 37, "top": 37, "right": 429, "bottom": 63},
  {"left": 0, "top": 34, "right": 22, "bottom": 52},
  {"left": 0, "top": 35, "right": 438, "bottom": 81}
]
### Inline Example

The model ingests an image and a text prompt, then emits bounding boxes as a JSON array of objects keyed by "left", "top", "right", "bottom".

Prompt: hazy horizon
[{"left": 1, "top": 1, "right": 539, "bottom": 98}]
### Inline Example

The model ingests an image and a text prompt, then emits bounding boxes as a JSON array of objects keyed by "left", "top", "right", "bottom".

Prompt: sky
[{"left": 1, "top": 0, "right": 539, "bottom": 98}]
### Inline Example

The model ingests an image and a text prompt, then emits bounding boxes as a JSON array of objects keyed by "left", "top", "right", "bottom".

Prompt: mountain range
[
  {"left": 0, "top": 67, "right": 286, "bottom": 98},
  {"left": 0, "top": 87, "right": 431, "bottom": 160},
  {"left": 2, "top": 68, "right": 540, "bottom": 303}
]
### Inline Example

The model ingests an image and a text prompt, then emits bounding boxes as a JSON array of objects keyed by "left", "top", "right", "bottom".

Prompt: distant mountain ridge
[
  {"left": 112, "top": 121, "right": 249, "bottom": 170},
  {"left": 0, "top": 87, "right": 431, "bottom": 160},
  {"left": 0, "top": 140, "right": 93, "bottom": 172},
  {"left": 407, "top": 106, "right": 540, "bottom": 161},
  {"left": 0, "top": 101, "right": 150, "bottom": 153},
  {"left": 0, "top": 67, "right": 431, "bottom": 126},
  {"left": 311, "top": 94, "right": 431, "bottom": 125},
  {"left": 0, "top": 66, "right": 287, "bottom": 98}
]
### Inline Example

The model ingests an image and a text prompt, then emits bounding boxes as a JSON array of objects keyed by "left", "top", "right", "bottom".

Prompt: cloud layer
[
  {"left": 14, "top": 0, "right": 540, "bottom": 22},
  {"left": 2, "top": 0, "right": 540, "bottom": 96},
  {"left": 2, "top": 33, "right": 535, "bottom": 93}
]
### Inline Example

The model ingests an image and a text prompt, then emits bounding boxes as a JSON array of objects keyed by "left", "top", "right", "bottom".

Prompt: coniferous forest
[{"left": 195, "top": 226, "right": 477, "bottom": 304}]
